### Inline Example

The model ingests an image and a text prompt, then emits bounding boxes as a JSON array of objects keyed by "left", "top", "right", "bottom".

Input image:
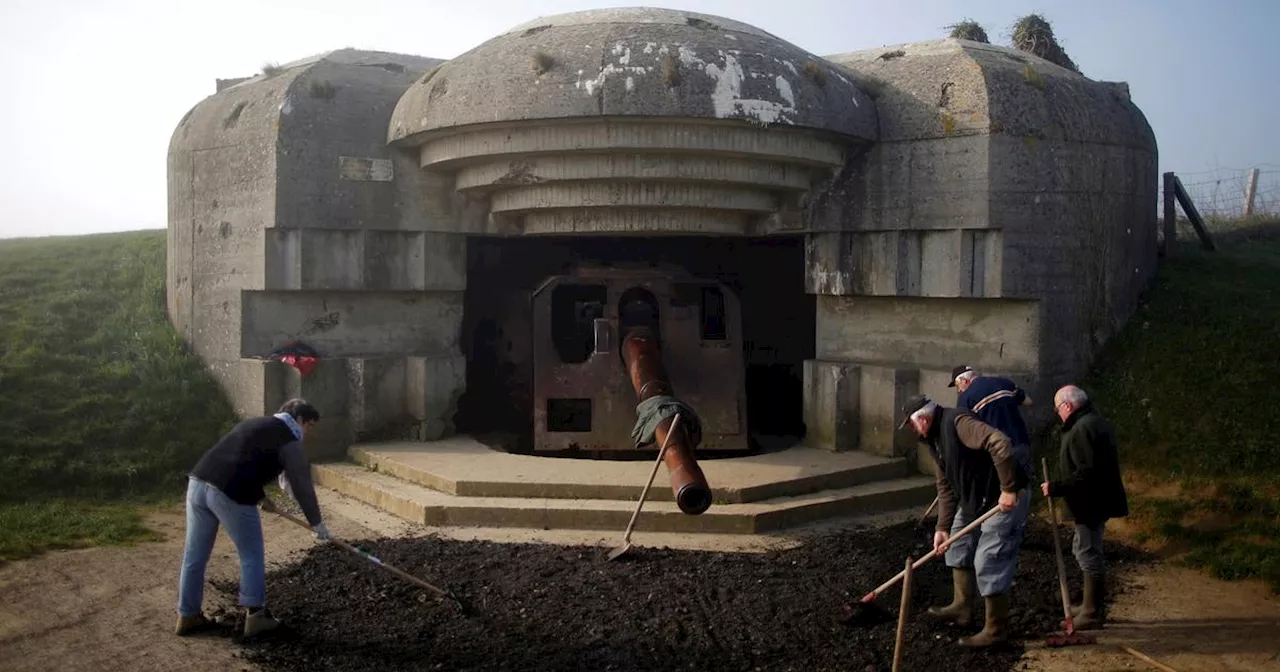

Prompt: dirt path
[
  {"left": 1, "top": 495, "right": 1277, "bottom": 672},
  {"left": 0, "top": 494, "right": 415, "bottom": 672},
  {"left": 1023, "top": 564, "right": 1280, "bottom": 672}
]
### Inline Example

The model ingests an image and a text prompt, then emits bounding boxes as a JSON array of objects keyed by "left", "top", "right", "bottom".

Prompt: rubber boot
[
  {"left": 926, "top": 568, "right": 976, "bottom": 627},
  {"left": 958, "top": 593, "right": 1009, "bottom": 648},
  {"left": 174, "top": 613, "right": 212, "bottom": 636},
  {"left": 243, "top": 607, "right": 281, "bottom": 638},
  {"left": 1072, "top": 573, "right": 1106, "bottom": 630}
]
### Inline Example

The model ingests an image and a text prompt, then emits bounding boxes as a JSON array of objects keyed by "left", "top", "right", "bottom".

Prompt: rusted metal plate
[{"left": 531, "top": 266, "right": 747, "bottom": 452}]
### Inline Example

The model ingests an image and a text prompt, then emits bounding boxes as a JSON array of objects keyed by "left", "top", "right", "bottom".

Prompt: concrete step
[
  {"left": 313, "top": 462, "right": 935, "bottom": 535},
  {"left": 348, "top": 438, "right": 912, "bottom": 504}
]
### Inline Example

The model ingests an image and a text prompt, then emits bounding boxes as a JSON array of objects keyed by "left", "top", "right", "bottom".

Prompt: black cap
[
  {"left": 946, "top": 365, "right": 974, "bottom": 387},
  {"left": 897, "top": 394, "right": 934, "bottom": 430}
]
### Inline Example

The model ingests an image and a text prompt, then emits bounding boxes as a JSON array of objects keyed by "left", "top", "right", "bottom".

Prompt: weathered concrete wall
[
  {"left": 168, "top": 49, "right": 450, "bottom": 458},
  {"left": 391, "top": 7, "right": 877, "bottom": 142},
  {"left": 388, "top": 8, "right": 876, "bottom": 241},
  {"left": 802, "top": 39, "right": 1157, "bottom": 463}
]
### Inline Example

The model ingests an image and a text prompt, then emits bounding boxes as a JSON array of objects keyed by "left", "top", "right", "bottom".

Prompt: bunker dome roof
[{"left": 388, "top": 7, "right": 878, "bottom": 144}]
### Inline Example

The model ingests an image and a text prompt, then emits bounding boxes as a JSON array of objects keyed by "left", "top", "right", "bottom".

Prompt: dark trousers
[{"left": 1072, "top": 522, "right": 1106, "bottom": 574}]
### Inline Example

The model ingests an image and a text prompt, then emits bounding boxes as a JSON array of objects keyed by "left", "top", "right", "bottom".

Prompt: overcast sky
[{"left": 1, "top": 0, "right": 1276, "bottom": 239}]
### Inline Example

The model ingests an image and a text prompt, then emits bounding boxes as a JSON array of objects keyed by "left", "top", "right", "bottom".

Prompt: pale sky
[{"left": 1, "top": 0, "right": 1276, "bottom": 239}]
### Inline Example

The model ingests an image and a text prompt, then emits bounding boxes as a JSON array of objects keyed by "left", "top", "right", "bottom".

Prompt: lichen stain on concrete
[
  {"left": 575, "top": 42, "right": 653, "bottom": 96},
  {"left": 808, "top": 267, "right": 851, "bottom": 294},
  {"left": 775, "top": 75, "right": 796, "bottom": 107},
  {"left": 675, "top": 45, "right": 798, "bottom": 125}
]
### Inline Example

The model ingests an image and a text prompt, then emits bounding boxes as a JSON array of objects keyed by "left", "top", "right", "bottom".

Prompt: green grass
[
  {"left": 0, "top": 500, "right": 164, "bottom": 562},
  {"left": 0, "top": 230, "right": 239, "bottom": 563},
  {"left": 1059, "top": 218, "right": 1280, "bottom": 590}
]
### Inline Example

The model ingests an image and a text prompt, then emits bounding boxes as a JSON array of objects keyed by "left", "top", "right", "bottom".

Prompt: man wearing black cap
[{"left": 899, "top": 393, "right": 1032, "bottom": 648}]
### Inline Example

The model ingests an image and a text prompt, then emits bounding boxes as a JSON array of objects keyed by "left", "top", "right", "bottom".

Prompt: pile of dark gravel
[{"left": 208, "top": 519, "right": 1147, "bottom": 672}]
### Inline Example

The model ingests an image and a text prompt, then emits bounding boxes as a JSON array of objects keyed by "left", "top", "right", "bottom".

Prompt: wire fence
[{"left": 1163, "top": 164, "right": 1280, "bottom": 220}]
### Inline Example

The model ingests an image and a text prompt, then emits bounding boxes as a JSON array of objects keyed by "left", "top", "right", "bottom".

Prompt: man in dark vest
[
  {"left": 898, "top": 394, "right": 1032, "bottom": 648},
  {"left": 949, "top": 364, "right": 1037, "bottom": 492},
  {"left": 174, "top": 398, "right": 330, "bottom": 638},
  {"left": 1041, "top": 385, "right": 1129, "bottom": 630}
]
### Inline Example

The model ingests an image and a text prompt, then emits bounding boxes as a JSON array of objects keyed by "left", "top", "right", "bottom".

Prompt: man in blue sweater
[
  {"left": 174, "top": 398, "right": 330, "bottom": 639},
  {"left": 949, "top": 365, "right": 1036, "bottom": 491}
]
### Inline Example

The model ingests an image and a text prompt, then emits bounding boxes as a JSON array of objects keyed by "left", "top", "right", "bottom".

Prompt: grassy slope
[
  {"left": 1048, "top": 221, "right": 1280, "bottom": 590},
  {"left": 0, "top": 231, "right": 238, "bottom": 562}
]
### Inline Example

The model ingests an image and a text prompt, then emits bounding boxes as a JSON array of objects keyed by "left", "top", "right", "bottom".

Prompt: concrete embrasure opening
[{"left": 455, "top": 235, "right": 814, "bottom": 459}]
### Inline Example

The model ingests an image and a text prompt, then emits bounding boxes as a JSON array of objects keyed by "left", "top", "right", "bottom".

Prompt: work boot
[
  {"left": 1071, "top": 573, "right": 1106, "bottom": 630},
  {"left": 243, "top": 607, "right": 281, "bottom": 638},
  {"left": 958, "top": 593, "right": 1009, "bottom": 648},
  {"left": 174, "top": 613, "right": 213, "bottom": 636},
  {"left": 926, "top": 568, "right": 976, "bottom": 627}
]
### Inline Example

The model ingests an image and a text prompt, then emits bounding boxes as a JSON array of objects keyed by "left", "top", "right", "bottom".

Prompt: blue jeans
[
  {"left": 176, "top": 477, "right": 266, "bottom": 616},
  {"left": 1073, "top": 522, "right": 1107, "bottom": 574},
  {"left": 944, "top": 489, "right": 1031, "bottom": 597}
]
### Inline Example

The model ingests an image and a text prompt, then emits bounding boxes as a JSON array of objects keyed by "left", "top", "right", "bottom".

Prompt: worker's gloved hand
[
  {"left": 312, "top": 522, "right": 330, "bottom": 541},
  {"left": 933, "top": 530, "right": 951, "bottom": 554},
  {"left": 259, "top": 498, "right": 277, "bottom": 514}
]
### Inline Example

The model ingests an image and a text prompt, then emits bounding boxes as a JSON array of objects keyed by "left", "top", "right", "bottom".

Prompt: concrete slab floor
[
  {"left": 351, "top": 436, "right": 901, "bottom": 492},
  {"left": 312, "top": 486, "right": 925, "bottom": 554}
]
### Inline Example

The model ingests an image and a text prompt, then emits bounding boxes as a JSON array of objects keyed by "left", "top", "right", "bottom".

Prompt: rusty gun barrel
[{"left": 621, "top": 325, "right": 712, "bottom": 515}]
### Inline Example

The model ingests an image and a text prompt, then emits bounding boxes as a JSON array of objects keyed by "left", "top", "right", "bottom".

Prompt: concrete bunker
[{"left": 167, "top": 7, "right": 1158, "bottom": 511}]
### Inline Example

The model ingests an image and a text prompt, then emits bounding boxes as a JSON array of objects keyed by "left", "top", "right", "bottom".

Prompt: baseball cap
[
  {"left": 897, "top": 394, "right": 934, "bottom": 430},
  {"left": 946, "top": 365, "right": 974, "bottom": 387}
]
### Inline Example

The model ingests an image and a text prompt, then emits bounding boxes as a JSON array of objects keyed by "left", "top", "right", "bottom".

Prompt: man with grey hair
[
  {"left": 1041, "top": 384, "right": 1129, "bottom": 630},
  {"left": 898, "top": 394, "right": 1032, "bottom": 648},
  {"left": 948, "top": 364, "right": 1035, "bottom": 479}
]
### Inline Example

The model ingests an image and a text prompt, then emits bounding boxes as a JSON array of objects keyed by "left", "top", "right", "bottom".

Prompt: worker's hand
[
  {"left": 312, "top": 522, "right": 330, "bottom": 542},
  {"left": 259, "top": 498, "right": 277, "bottom": 514},
  {"left": 998, "top": 490, "right": 1019, "bottom": 512},
  {"left": 933, "top": 530, "right": 951, "bottom": 554},
  {"left": 1040, "top": 481, "right": 1051, "bottom": 497}
]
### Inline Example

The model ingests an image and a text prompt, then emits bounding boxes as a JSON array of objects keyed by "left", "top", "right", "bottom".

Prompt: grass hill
[
  {"left": 0, "top": 224, "right": 1277, "bottom": 591},
  {"left": 0, "top": 231, "right": 238, "bottom": 561},
  {"left": 1066, "top": 220, "right": 1280, "bottom": 590}
]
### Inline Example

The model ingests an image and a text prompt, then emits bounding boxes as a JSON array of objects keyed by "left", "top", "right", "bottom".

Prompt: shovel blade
[{"left": 606, "top": 542, "right": 632, "bottom": 562}]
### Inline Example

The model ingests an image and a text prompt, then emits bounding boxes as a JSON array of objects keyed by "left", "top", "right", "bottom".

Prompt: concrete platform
[
  {"left": 313, "top": 437, "right": 936, "bottom": 534},
  {"left": 348, "top": 437, "right": 913, "bottom": 503}
]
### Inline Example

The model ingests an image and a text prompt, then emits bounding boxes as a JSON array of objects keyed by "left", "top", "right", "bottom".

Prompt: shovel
[
  {"left": 607, "top": 413, "right": 682, "bottom": 562},
  {"left": 841, "top": 503, "right": 1002, "bottom": 625},
  {"left": 915, "top": 496, "right": 939, "bottom": 530},
  {"left": 265, "top": 501, "right": 475, "bottom": 616},
  {"left": 1042, "top": 458, "right": 1094, "bottom": 647}
]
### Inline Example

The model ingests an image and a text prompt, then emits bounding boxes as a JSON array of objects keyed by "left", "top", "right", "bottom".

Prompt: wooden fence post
[
  {"left": 1244, "top": 168, "right": 1260, "bottom": 218},
  {"left": 1162, "top": 172, "right": 1176, "bottom": 257}
]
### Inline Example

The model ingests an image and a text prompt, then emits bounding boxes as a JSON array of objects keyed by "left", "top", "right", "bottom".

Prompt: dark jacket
[
  {"left": 957, "top": 375, "right": 1031, "bottom": 447},
  {"left": 1049, "top": 403, "right": 1129, "bottom": 525},
  {"left": 927, "top": 407, "right": 1029, "bottom": 532},
  {"left": 189, "top": 415, "right": 324, "bottom": 526}
]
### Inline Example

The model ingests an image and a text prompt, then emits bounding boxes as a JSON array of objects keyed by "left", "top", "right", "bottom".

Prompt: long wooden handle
[
  {"left": 891, "top": 555, "right": 914, "bottom": 672},
  {"left": 916, "top": 496, "right": 939, "bottom": 526},
  {"left": 620, "top": 413, "right": 681, "bottom": 544},
  {"left": 1120, "top": 645, "right": 1181, "bottom": 672},
  {"left": 268, "top": 505, "right": 452, "bottom": 600},
  {"left": 1043, "top": 458, "right": 1075, "bottom": 631},
  {"left": 862, "top": 503, "right": 1003, "bottom": 601}
]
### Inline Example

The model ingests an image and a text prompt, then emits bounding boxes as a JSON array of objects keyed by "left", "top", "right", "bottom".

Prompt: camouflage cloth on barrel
[{"left": 630, "top": 395, "right": 702, "bottom": 450}]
